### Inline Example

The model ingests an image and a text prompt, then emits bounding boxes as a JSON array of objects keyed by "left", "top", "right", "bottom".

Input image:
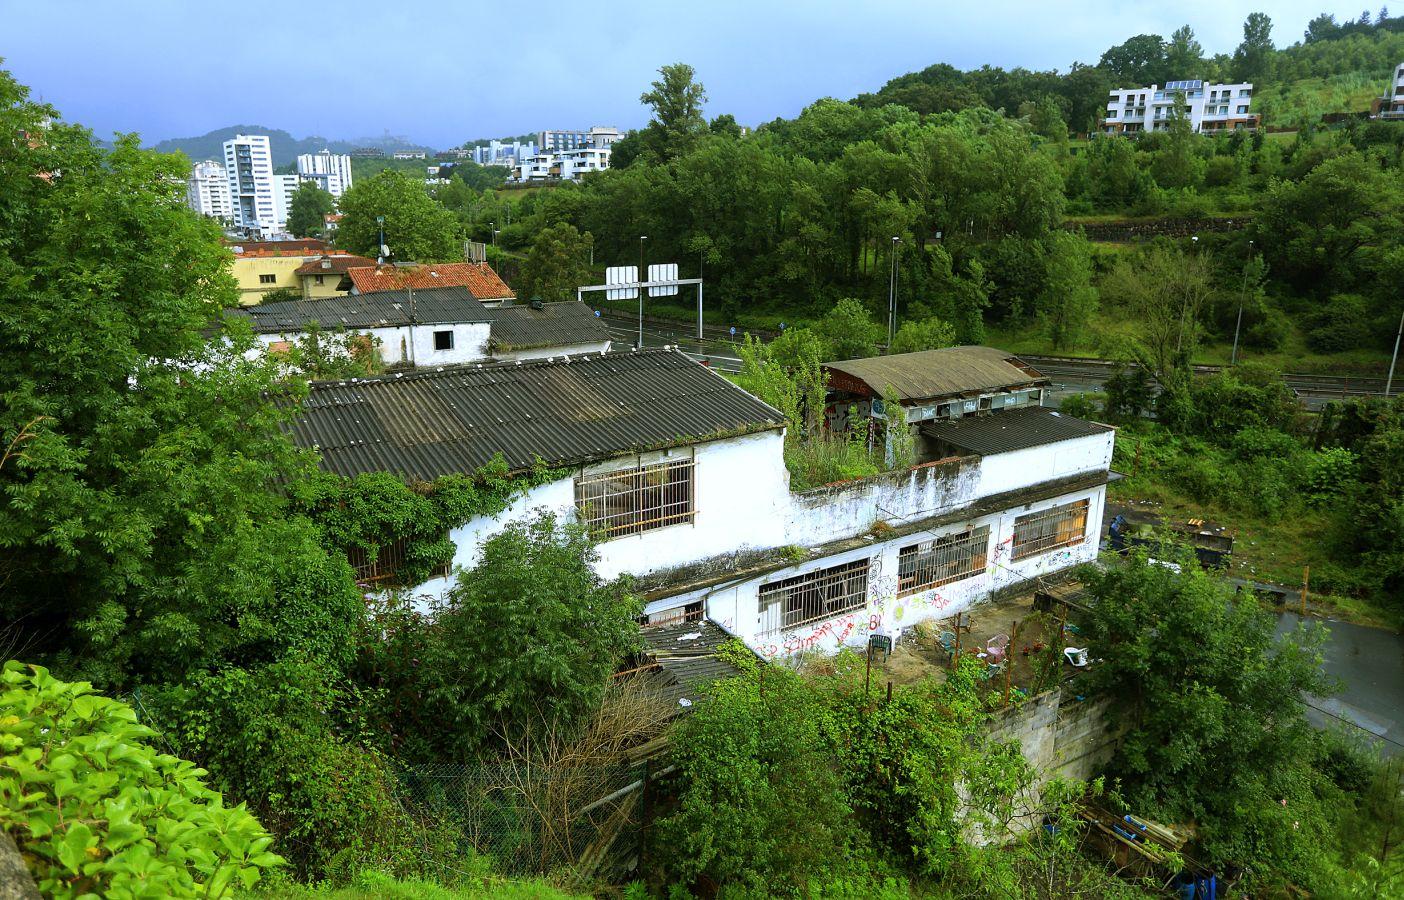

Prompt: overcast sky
[{"left": 1, "top": 0, "right": 1350, "bottom": 147}]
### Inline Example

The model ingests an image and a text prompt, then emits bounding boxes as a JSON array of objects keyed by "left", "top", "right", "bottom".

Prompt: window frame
[
  {"left": 346, "top": 534, "right": 450, "bottom": 585},
  {"left": 258, "top": 273, "right": 277, "bottom": 284},
  {"left": 1011, "top": 499, "right": 1090, "bottom": 562},
  {"left": 897, "top": 525, "right": 991, "bottom": 597},
  {"left": 433, "top": 329, "right": 454, "bottom": 350},
  {"left": 574, "top": 455, "right": 695, "bottom": 540},
  {"left": 758, "top": 558, "right": 871, "bottom": 635}
]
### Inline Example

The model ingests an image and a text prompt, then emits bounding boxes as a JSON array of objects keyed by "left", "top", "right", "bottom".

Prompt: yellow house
[
  {"left": 294, "top": 253, "right": 378, "bottom": 300},
  {"left": 228, "top": 239, "right": 330, "bottom": 305}
]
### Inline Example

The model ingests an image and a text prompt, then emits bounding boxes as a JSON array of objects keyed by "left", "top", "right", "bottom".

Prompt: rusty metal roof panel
[
  {"left": 230, "top": 286, "right": 491, "bottom": 333},
  {"left": 824, "top": 345, "right": 1049, "bottom": 402},
  {"left": 286, "top": 349, "right": 785, "bottom": 480}
]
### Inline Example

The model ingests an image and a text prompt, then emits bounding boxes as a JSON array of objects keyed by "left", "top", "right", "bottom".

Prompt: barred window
[
  {"left": 758, "top": 558, "right": 870, "bottom": 635},
  {"left": 575, "top": 457, "right": 694, "bottom": 539},
  {"left": 1012, "top": 499, "right": 1089, "bottom": 561},
  {"left": 346, "top": 534, "right": 450, "bottom": 585},
  {"left": 897, "top": 525, "right": 990, "bottom": 597}
]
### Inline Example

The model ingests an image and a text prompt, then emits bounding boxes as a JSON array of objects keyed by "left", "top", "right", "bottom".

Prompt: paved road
[{"left": 1277, "top": 611, "right": 1404, "bottom": 757}]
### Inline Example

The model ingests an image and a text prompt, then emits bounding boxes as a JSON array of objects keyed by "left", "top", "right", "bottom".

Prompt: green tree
[
  {"left": 336, "top": 170, "right": 461, "bottom": 261},
  {"left": 1099, "top": 34, "right": 1168, "bottom": 85},
  {"left": 360, "top": 512, "right": 642, "bottom": 761},
  {"left": 0, "top": 66, "right": 361, "bottom": 688},
  {"left": 1083, "top": 556, "right": 1335, "bottom": 884},
  {"left": 1233, "top": 12, "right": 1276, "bottom": 81},
  {"left": 638, "top": 63, "right": 709, "bottom": 161},
  {"left": 1102, "top": 246, "right": 1214, "bottom": 377},
  {"left": 517, "top": 222, "right": 593, "bottom": 302},
  {"left": 889, "top": 316, "right": 956, "bottom": 354},
  {"left": 1164, "top": 24, "right": 1204, "bottom": 78},
  {"left": 1036, "top": 232, "right": 1099, "bottom": 350},
  {"left": 816, "top": 297, "right": 884, "bottom": 359},
  {"left": 285, "top": 181, "right": 334, "bottom": 238}
]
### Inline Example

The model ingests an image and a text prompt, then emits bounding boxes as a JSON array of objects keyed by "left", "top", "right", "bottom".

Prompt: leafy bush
[
  {"left": 1305, "top": 294, "right": 1373, "bottom": 353},
  {"left": 151, "top": 657, "right": 446, "bottom": 881},
  {"left": 1059, "top": 392, "right": 1103, "bottom": 420},
  {"left": 1302, "top": 446, "right": 1359, "bottom": 506},
  {"left": 0, "top": 661, "right": 283, "bottom": 898}
]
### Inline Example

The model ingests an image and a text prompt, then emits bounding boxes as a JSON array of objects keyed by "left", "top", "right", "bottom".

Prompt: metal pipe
[
  {"left": 1388, "top": 307, "right": 1403, "bottom": 397},
  {"left": 1231, "top": 240, "right": 1253, "bottom": 366},
  {"left": 887, "top": 236, "right": 901, "bottom": 352},
  {"left": 638, "top": 236, "right": 648, "bottom": 349}
]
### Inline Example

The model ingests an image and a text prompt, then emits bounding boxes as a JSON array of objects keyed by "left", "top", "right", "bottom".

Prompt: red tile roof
[
  {"left": 227, "top": 238, "right": 329, "bottom": 255},
  {"left": 347, "top": 262, "right": 515, "bottom": 300},
  {"left": 293, "top": 254, "right": 378, "bottom": 276}
]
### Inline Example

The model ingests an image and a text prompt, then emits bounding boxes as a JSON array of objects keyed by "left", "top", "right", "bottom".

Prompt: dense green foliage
[
  {"left": 516, "top": 222, "right": 595, "bottom": 302},
  {"left": 0, "top": 662, "right": 283, "bottom": 897},
  {"left": 355, "top": 513, "right": 643, "bottom": 763},
  {"left": 286, "top": 181, "right": 336, "bottom": 238},
  {"left": 336, "top": 170, "right": 462, "bottom": 261}
]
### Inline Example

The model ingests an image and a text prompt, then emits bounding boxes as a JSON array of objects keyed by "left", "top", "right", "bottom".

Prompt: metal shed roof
[
  {"left": 824, "top": 346, "right": 1047, "bottom": 402},
  {"left": 230, "top": 286, "right": 490, "bottom": 333},
  {"left": 286, "top": 348, "right": 785, "bottom": 481},
  {"left": 639, "top": 619, "right": 750, "bottom": 708},
  {"left": 486, "top": 302, "right": 611, "bottom": 350},
  {"left": 919, "top": 406, "right": 1113, "bottom": 456}
]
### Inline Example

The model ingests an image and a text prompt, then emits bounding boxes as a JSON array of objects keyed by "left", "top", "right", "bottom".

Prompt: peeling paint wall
[
  {"left": 784, "top": 456, "right": 981, "bottom": 548},
  {"left": 649, "top": 483, "right": 1108, "bottom": 659}
]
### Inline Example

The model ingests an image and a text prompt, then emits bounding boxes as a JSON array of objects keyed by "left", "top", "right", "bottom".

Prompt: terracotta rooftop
[
  {"left": 293, "top": 254, "right": 378, "bottom": 276},
  {"left": 227, "top": 238, "right": 329, "bottom": 255},
  {"left": 347, "top": 262, "right": 515, "bottom": 300}
]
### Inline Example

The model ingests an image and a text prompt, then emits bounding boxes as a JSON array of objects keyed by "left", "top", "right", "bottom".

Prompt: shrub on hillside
[{"left": 0, "top": 661, "right": 283, "bottom": 898}]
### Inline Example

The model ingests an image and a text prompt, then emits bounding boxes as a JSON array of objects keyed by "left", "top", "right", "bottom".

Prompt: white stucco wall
[
  {"left": 977, "top": 431, "right": 1114, "bottom": 497},
  {"left": 246, "top": 322, "right": 492, "bottom": 367},
  {"left": 407, "top": 429, "right": 790, "bottom": 603},
  {"left": 650, "top": 483, "right": 1107, "bottom": 660}
]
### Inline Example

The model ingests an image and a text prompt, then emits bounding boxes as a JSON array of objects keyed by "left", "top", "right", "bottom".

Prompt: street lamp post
[
  {"left": 638, "top": 235, "right": 648, "bottom": 349},
  {"left": 1231, "top": 239, "right": 1254, "bottom": 366},
  {"left": 1387, "top": 307, "right": 1403, "bottom": 398},
  {"left": 376, "top": 215, "right": 386, "bottom": 263},
  {"left": 887, "top": 236, "right": 902, "bottom": 352},
  {"left": 1177, "top": 235, "right": 1200, "bottom": 357}
]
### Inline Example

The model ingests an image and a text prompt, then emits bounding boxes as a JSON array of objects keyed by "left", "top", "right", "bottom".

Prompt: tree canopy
[{"left": 335, "top": 169, "right": 461, "bottom": 261}]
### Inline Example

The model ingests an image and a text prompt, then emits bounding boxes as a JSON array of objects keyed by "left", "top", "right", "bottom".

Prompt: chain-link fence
[{"left": 394, "top": 759, "right": 654, "bottom": 880}]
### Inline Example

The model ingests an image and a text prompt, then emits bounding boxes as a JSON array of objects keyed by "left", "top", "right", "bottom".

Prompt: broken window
[
  {"left": 758, "top": 558, "right": 870, "bottom": 635},
  {"left": 897, "top": 525, "right": 991, "bottom": 596},
  {"left": 575, "top": 457, "right": 695, "bottom": 539},
  {"left": 346, "top": 534, "right": 451, "bottom": 585},
  {"left": 1011, "top": 499, "right": 1090, "bottom": 561},
  {"left": 433, "top": 330, "right": 454, "bottom": 350}
]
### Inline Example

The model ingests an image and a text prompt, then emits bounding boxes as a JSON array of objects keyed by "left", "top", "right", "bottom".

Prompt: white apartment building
[
  {"left": 514, "top": 146, "right": 611, "bottom": 183},
  {"left": 223, "top": 134, "right": 281, "bottom": 238},
  {"left": 472, "top": 139, "right": 537, "bottom": 167},
  {"left": 586, "top": 125, "right": 622, "bottom": 148},
  {"left": 186, "top": 159, "right": 233, "bottom": 223},
  {"left": 296, "top": 149, "right": 354, "bottom": 198},
  {"left": 288, "top": 347, "right": 1114, "bottom": 662},
  {"left": 1101, "top": 79, "right": 1258, "bottom": 134},
  {"left": 1374, "top": 61, "right": 1404, "bottom": 119},
  {"left": 274, "top": 173, "right": 301, "bottom": 231},
  {"left": 537, "top": 129, "right": 590, "bottom": 152}
]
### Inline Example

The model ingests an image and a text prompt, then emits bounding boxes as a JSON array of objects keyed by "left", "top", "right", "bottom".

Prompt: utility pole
[
  {"left": 376, "top": 215, "right": 386, "bottom": 263},
  {"left": 1178, "top": 235, "right": 1200, "bottom": 356},
  {"left": 887, "top": 236, "right": 902, "bottom": 352},
  {"left": 1231, "top": 239, "right": 1254, "bottom": 366},
  {"left": 638, "top": 235, "right": 648, "bottom": 350},
  {"left": 1388, "top": 307, "right": 1404, "bottom": 397}
]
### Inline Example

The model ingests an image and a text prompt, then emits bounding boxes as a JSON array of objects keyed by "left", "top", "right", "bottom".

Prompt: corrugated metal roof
[
  {"left": 640, "top": 619, "right": 750, "bottom": 707},
  {"left": 919, "top": 406, "right": 1113, "bottom": 455},
  {"left": 286, "top": 348, "right": 785, "bottom": 480},
  {"left": 486, "top": 302, "right": 611, "bottom": 350},
  {"left": 229, "top": 287, "right": 491, "bottom": 332},
  {"left": 824, "top": 345, "right": 1047, "bottom": 402}
]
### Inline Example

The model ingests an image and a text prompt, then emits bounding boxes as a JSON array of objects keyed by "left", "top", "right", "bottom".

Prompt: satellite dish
[{"left": 380, "top": 244, "right": 391, "bottom": 258}]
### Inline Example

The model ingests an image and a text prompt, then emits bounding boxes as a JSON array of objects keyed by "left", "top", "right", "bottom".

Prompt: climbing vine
[{"left": 289, "top": 454, "right": 569, "bottom": 587}]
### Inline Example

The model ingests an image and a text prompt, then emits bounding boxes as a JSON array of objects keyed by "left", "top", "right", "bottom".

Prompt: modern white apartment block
[
  {"left": 223, "top": 134, "right": 281, "bottom": 238},
  {"left": 514, "top": 145, "right": 612, "bottom": 183},
  {"left": 537, "top": 129, "right": 590, "bottom": 152},
  {"left": 295, "top": 149, "right": 354, "bottom": 197},
  {"left": 274, "top": 173, "right": 301, "bottom": 230},
  {"left": 1373, "top": 61, "right": 1404, "bottom": 119},
  {"left": 186, "top": 159, "right": 233, "bottom": 224},
  {"left": 472, "top": 139, "right": 537, "bottom": 167},
  {"left": 586, "top": 125, "right": 623, "bottom": 148},
  {"left": 1101, "top": 79, "right": 1258, "bottom": 134}
]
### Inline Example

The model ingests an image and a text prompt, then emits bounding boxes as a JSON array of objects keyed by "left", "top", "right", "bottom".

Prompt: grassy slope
[
  {"left": 1254, "top": 71, "right": 1390, "bottom": 126},
  {"left": 263, "top": 874, "right": 585, "bottom": 900}
]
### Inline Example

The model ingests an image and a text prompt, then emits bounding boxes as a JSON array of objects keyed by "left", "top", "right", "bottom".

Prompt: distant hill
[{"left": 148, "top": 126, "right": 435, "bottom": 166}]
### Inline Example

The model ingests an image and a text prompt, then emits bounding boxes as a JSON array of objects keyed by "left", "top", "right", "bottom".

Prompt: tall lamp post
[
  {"left": 637, "top": 235, "right": 648, "bottom": 349},
  {"left": 1387, "top": 306, "right": 1403, "bottom": 398},
  {"left": 887, "top": 236, "right": 902, "bottom": 352},
  {"left": 1231, "top": 239, "right": 1254, "bottom": 366}
]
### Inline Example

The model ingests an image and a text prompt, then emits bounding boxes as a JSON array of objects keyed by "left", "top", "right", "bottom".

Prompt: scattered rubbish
[
  {"left": 677, "top": 632, "right": 703, "bottom": 642},
  {"left": 1064, "top": 647, "right": 1089, "bottom": 667},
  {"left": 677, "top": 698, "right": 692, "bottom": 707}
]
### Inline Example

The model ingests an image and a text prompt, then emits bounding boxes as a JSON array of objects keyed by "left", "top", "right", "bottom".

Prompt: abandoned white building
[
  {"left": 231, "top": 289, "right": 612, "bottom": 368},
  {"left": 287, "top": 347, "right": 1115, "bottom": 660}
]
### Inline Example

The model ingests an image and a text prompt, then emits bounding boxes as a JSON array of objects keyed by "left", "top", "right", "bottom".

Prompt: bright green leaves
[{"left": 0, "top": 661, "right": 284, "bottom": 898}]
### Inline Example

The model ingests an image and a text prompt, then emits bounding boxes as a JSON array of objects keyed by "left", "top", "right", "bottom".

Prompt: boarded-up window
[
  {"left": 346, "top": 534, "right": 451, "bottom": 585},
  {"left": 1011, "top": 499, "right": 1089, "bottom": 561},
  {"left": 897, "top": 525, "right": 990, "bottom": 596},
  {"left": 758, "top": 558, "right": 870, "bottom": 635},
  {"left": 575, "top": 457, "right": 694, "bottom": 539}
]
